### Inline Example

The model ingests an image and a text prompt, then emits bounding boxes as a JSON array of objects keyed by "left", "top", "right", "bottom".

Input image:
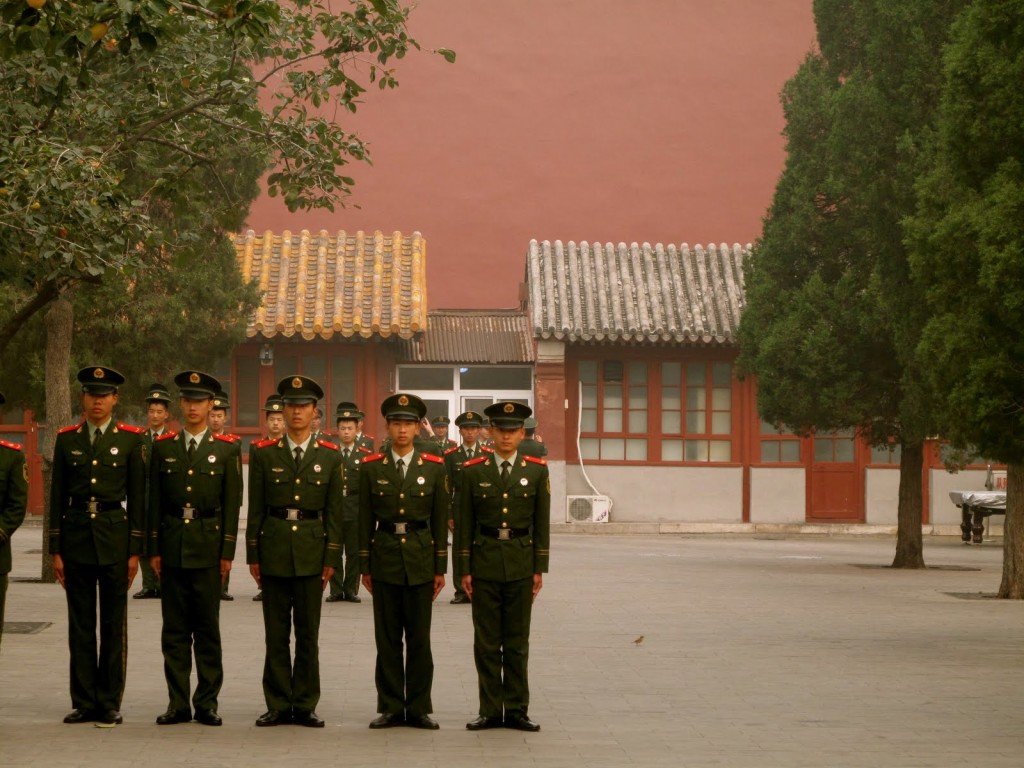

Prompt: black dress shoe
[
  {"left": 405, "top": 714, "right": 440, "bottom": 730},
  {"left": 255, "top": 710, "right": 290, "bottom": 727},
  {"left": 325, "top": 593, "right": 345, "bottom": 603},
  {"left": 450, "top": 593, "right": 470, "bottom": 604},
  {"left": 504, "top": 712, "right": 540, "bottom": 731},
  {"left": 194, "top": 709, "right": 222, "bottom": 726},
  {"left": 156, "top": 709, "right": 191, "bottom": 725},
  {"left": 369, "top": 712, "right": 404, "bottom": 729},
  {"left": 63, "top": 708, "right": 95, "bottom": 724},
  {"left": 98, "top": 709, "right": 123, "bottom": 725},
  {"left": 252, "top": 591, "right": 263, "bottom": 602},
  {"left": 343, "top": 594, "right": 362, "bottom": 603},
  {"left": 465, "top": 715, "right": 503, "bottom": 731},
  {"left": 293, "top": 710, "right": 325, "bottom": 728},
  {"left": 220, "top": 592, "right": 234, "bottom": 601},
  {"left": 133, "top": 588, "right": 160, "bottom": 599}
]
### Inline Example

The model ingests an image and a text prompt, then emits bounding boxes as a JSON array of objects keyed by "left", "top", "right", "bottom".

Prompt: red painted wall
[{"left": 247, "top": 0, "right": 816, "bottom": 308}]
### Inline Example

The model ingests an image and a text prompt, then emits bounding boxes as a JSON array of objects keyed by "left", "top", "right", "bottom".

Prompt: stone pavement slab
[{"left": 1, "top": 527, "right": 1022, "bottom": 767}]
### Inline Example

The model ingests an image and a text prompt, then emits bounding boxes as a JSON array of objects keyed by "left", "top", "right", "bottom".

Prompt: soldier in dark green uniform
[
  {"left": 49, "top": 366, "right": 146, "bottom": 725},
  {"left": 135, "top": 382, "right": 172, "bottom": 600},
  {"left": 517, "top": 417, "right": 548, "bottom": 459},
  {"left": 359, "top": 393, "right": 448, "bottom": 730},
  {"left": 444, "top": 410, "right": 491, "bottom": 605},
  {"left": 326, "top": 402, "right": 370, "bottom": 603},
  {"left": 459, "top": 401, "right": 550, "bottom": 732},
  {"left": 208, "top": 390, "right": 241, "bottom": 601},
  {"left": 354, "top": 412, "right": 375, "bottom": 453},
  {"left": 246, "top": 376, "right": 343, "bottom": 727},
  {"left": 250, "top": 394, "right": 286, "bottom": 603},
  {"left": 0, "top": 391, "right": 28, "bottom": 649},
  {"left": 430, "top": 415, "right": 457, "bottom": 454},
  {"left": 148, "top": 371, "right": 242, "bottom": 726}
]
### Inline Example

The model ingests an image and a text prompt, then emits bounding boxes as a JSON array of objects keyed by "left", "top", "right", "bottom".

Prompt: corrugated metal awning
[
  {"left": 397, "top": 309, "right": 535, "bottom": 363},
  {"left": 235, "top": 229, "right": 427, "bottom": 340},
  {"left": 527, "top": 240, "right": 749, "bottom": 345}
]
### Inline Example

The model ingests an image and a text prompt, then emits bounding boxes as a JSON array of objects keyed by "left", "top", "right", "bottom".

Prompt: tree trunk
[
  {"left": 891, "top": 439, "right": 925, "bottom": 569},
  {"left": 39, "top": 296, "right": 74, "bottom": 583},
  {"left": 997, "top": 462, "right": 1024, "bottom": 598}
]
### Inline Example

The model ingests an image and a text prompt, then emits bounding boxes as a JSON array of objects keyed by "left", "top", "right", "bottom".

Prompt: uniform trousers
[
  {"left": 471, "top": 576, "right": 533, "bottom": 718},
  {"left": 372, "top": 579, "right": 434, "bottom": 716},
  {"left": 260, "top": 574, "right": 323, "bottom": 712},
  {"left": 160, "top": 565, "right": 222, "bottom": 713},
  {"left": 63, "top": 559, "right": 128, "bottom": 712},
  {"left": 329, "top": 516, "right": 360, "bottom": 597}
]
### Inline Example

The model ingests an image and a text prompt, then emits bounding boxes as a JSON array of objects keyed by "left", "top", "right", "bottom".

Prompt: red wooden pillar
[{"left": 534, "top": 339, "right": 567, "bottom": 461}]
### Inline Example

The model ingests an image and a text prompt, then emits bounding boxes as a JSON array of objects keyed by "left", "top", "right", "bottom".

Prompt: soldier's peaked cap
[
  {"left": 335, "top": 401, "right": 364, "bottom": 421},
  {"left": 173, "top": 370, "right": 220, "bottom": 400},
  {"left": 78, "top": 366, "right": 125, "bottom": 395},
  {"left": 484, "top": 401, "right": 532, "bottom": 429},
  {"left": 381, "top": 393, "right": 426, "bottom": 421},
  {"left": 454, "top": 411, "right": 483, "bottom": 428},
  {"left": 277, "top": 375, "right": 323, "bottom": 404},
  {"left": 145, "top": 382, "right": 172, "bottom": 405},
  {"left": 212, "top": 390, "right": 231, "bottom": 410},
  {"left": 263, "top": 394, "right": 285, "bottom": 413}
]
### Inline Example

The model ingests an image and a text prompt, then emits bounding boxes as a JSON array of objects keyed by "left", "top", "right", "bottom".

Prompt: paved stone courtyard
[{"left": 2, "top": 525, "right": 1022, "bottom": 767}]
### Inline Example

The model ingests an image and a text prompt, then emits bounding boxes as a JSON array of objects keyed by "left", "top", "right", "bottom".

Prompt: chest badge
[
  {"left": 417, "top": 475, "right": 425, "bottom": 485},
  {"left": 313, "top": 464, "right": 321, "bottom": 473},
  {"left": 377, "top": 478, "right": 390, "bottom": 485},
  {"left": 479, "top": 482, "right": 492, "bottom": 488},
  {"left": 110, "top": 446, "right": 119, "bottom": 456},
  {"left": 208, "top": 454, "right": 216, "bottom": 463},
  {"left": 271, "top": 467, "right": 284, "bottom": 473},
  {"left": 71, "top": 449, "right": 83, "bottom": 456},
  {"left": 520, "top": 477, "right": 528, "bottom": 486}
]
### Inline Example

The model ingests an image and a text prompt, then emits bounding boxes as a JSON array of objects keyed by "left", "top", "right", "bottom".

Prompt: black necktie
[
  {"left": 343, "top": 448, "right": 350, "bottom": 460},
  {"left": 396, "top": 458, "right": 406, "bottom": 479},
  {"left": 501, "top": 460, "right": 510, "bottom": 482},
  {"left": 188, "top": 438, "right": 196, "bottom": 460},
  {"left": 92, "top": 427, "right": 101, "bottom": 447},
  {"left": 294, "top": 446, "right": 303, "bottom": 466}
]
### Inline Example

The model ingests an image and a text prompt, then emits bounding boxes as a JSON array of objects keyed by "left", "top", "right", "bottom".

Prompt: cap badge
[
  {"left": 110, "top": 446, "right": 119, "bottom": 456},
  {"left": 503, "top": 403, "right": 515, "bottom": 414},
  {"left": 398, "top": 395, "right": 409, "bottom": 406},
  {"left": 272, "top": 404, "right": 281, "bottom": 411},
  {"left": 189, "top": 372, "right": 200, "bottom": 384},
  {"left": 94, "top": 368, "right": 105, "bottom": 379},
  {"left": 343, "top": 411, "right": 351, "bottom": 417},
  {"left": 467, "top": 412, "right": 474, "bottom": 419},
  {"left": 150, "top": 391, "right": 158, "bottom": 399},
  {"left": 292, "top": 377, "right": 303, "bottom": 389}
]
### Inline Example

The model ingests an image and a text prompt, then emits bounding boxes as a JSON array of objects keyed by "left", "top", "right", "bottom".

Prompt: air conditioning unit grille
[{"left": 566, "top": 495, "right": 611, "bottom": 523}]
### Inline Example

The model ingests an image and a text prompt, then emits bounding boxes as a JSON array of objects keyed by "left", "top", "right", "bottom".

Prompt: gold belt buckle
[
  {"left": 87, "top": 500, "right": 100, "bottom": 514},
  {"left": 285, "top": 508, "right": 300, "bottom": 521},
  {"left": 394, "top": 522, "right": 408, "bottom": 535},
  {"left": 498, "top": 529, "right": 512, "bottom": 541},
  {"left": 181, "top": 506, "right": 195, "bottom": 520}
]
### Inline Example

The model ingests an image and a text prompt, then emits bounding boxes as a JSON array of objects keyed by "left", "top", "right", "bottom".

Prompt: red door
[{"left": 808, "top": 430, "right": 862, "bottom": 522}]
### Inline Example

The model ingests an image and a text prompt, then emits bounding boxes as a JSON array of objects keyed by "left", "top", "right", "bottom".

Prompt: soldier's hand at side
[
  {"left": 321, "top": 566, "right": 334, "bottom": 590},
  {"left": 532, "top": 573, "right": 543, "bottom": 600},
  {"left": 432, "top": 574, "right": 445, "bottom": 601},
  {"left": 447, "top": 519, "right": 455, "bottom": 532},
  {"left": 361, "top": 574, "right": 373, "bottom": 595},
  {"left": 151, "top": 556, "right": 161, "bottom": 580},
  {"left": 249, "top": 563, "right": 262, "bottom": 587},
  {"left": 53, "top": 554, "right": 65, "bottom": 589},
  {"left": 220, "top": 559, "right": 232, "bottom": 583},
  {"left": 461, "top": 574, "right": 473, "bottom": 600},
  {"left": 127, "top": 555, "right": 139, "bottom": 587}
]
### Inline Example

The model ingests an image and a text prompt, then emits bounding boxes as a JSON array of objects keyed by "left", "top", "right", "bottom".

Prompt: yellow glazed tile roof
[{"left": 236, "top": 229, "right": 427, "bottom": 340}]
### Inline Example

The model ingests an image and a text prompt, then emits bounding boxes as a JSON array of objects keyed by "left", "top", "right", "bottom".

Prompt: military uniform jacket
[
  {"left": 245, "top": 437, "right": 344, "bottom": 577},
  {"left": 445, "top": 444, "right": 492, "bottom": 521},
  {"left": 147, "top": 431, "right": 243, "bottom": 568},
  {"left": 48, "top": 422, "right": 146, "bottom": 565},
  {"left": 358, "top": 450, "right": 449, "bottom": 586},
  {"left": 518, "top": 438, "right": 548, "bottom": 459},
  {"left": 356, "top": 435, "right": 375, "bottom": 453},
  {"left": 457, "top": 454, "right": 550, "bottom": 582},
  {"left": 339, "top": 444, "right": 371, "bottom": 521},
  {"left": 0, "top": 441, "right": 28, "bottom": 574}
]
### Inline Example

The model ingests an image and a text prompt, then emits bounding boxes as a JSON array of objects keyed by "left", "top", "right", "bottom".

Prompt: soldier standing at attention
[
  {"left": 208, "top": 390, "right": 241, "bottom": 601},
  {"left": 355, "top": 416, "right": 374, "bottom": 453},
  {"left": 430, "top": 415, "right": 457, "bottom": 453},
  {"left": 246, "top": 376, "right": 343, "bottom": 727},
  {"left": 0, "top": 391, "right": 28, "bottom": 649},
  {"left": 49, "top": 366, "right": 146, "bottom": 726},
  {"left": 444, "top": 411, "right": 490, "bottom": 606},
  {"left": 517, "top": 417, "right": 548, "bottom": 459},
  {"left": 149, "top": 371, "right": 242, "bottom": 726},
  {"left": 459, "top": 402, "right": 550, "bottom": 732},
  {"left": 326, "top": 403, "right": 370, "bottom": 604},
  {"left": 359, "top": 393, "right": 448, "bottom": 730},
  {"left": 135, "top": 382, "right": 172, "bottom": 600},
  {"left": 250, "top": 395, "right": 286, "bottom": 603}
]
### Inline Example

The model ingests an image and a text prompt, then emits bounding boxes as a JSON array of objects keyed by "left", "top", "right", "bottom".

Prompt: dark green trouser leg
[
  {"left": 64, "top": 560, "right": 128, "bottom": 712},
  {"left": 221, "top": 570, "right": 230, "bottom": 595},
  {"left": 161, "top": 566, "right": 222, "bottom": 713},
  {"left": 342, "top": 516, "right": 360, "bottom": 597},
  {"left": 471, "top": 576, "right": 533, "bottom": 718},
  {"left": 0, "top": 573, "right": 7, "bottom": 650},
  {"left": 372, "top": 580, "right": 435, "bottom": 716},
  {"left": 451, "top": 530, "right": 466, "bottom": 597},
  {"left": 261, "top": 574, "right": 323, "bottom": 712},
  {"left": 139, "top": 557, "right": 159, "bottom": 591}
]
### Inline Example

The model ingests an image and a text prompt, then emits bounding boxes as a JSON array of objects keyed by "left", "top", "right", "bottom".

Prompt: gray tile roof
[
  {"left": 526, "top": 240, "right": 749, "bottom": 345},
  {"left": 397, "top": 309, "right": 534, "bottom": 364}
]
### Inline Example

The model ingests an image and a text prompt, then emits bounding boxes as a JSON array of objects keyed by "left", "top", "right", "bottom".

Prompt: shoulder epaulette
[
  {"left": 58, "top": 423, "right": 83, "bottom": 435},
  {"left": 255, "top": 437, "right": 280, "bottom": 449},
  {"left": 156, "top": 431, "right": 178, "bottom": 442},
  {"left": 481, "top": 445, "right": 494, "bottom": 453},
  {"left": 358, "top": 445, "right": 371, "bottom": 453},
  {"left": 444, "top": 445, "right": 459, "bottom": 456},
  {"left": 0, "top": 439, "right": 23, "bottom": 452},
  {"left": 362, "top": 453, "right": 384, "bottom": 464},
  {"left": 421, "top": 452, "right": 444, "bottom": 464},
  {"left": 116, "top": 423, "right": 144, "bottom": 434},
  {"left": 317, "top": 439, "right": 339, "bottom": 451},
  {"left": 464, "top": 455, "right": 488, "bottom": 467},
  {"left": 524, "top": 455, "right": 547, "bottom": 466},
  {"left": 214, "top": 433, "right": 240, "bottom": 444}
]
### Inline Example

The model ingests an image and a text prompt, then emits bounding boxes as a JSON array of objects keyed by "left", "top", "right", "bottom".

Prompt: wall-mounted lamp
[{"left": 259, "top": 343, "right": 274, "bottom": 366}]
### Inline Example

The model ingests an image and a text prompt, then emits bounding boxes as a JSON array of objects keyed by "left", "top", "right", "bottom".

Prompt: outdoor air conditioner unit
[{"left": 566, "top": 495, "right": 611, "bottom": 524}]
